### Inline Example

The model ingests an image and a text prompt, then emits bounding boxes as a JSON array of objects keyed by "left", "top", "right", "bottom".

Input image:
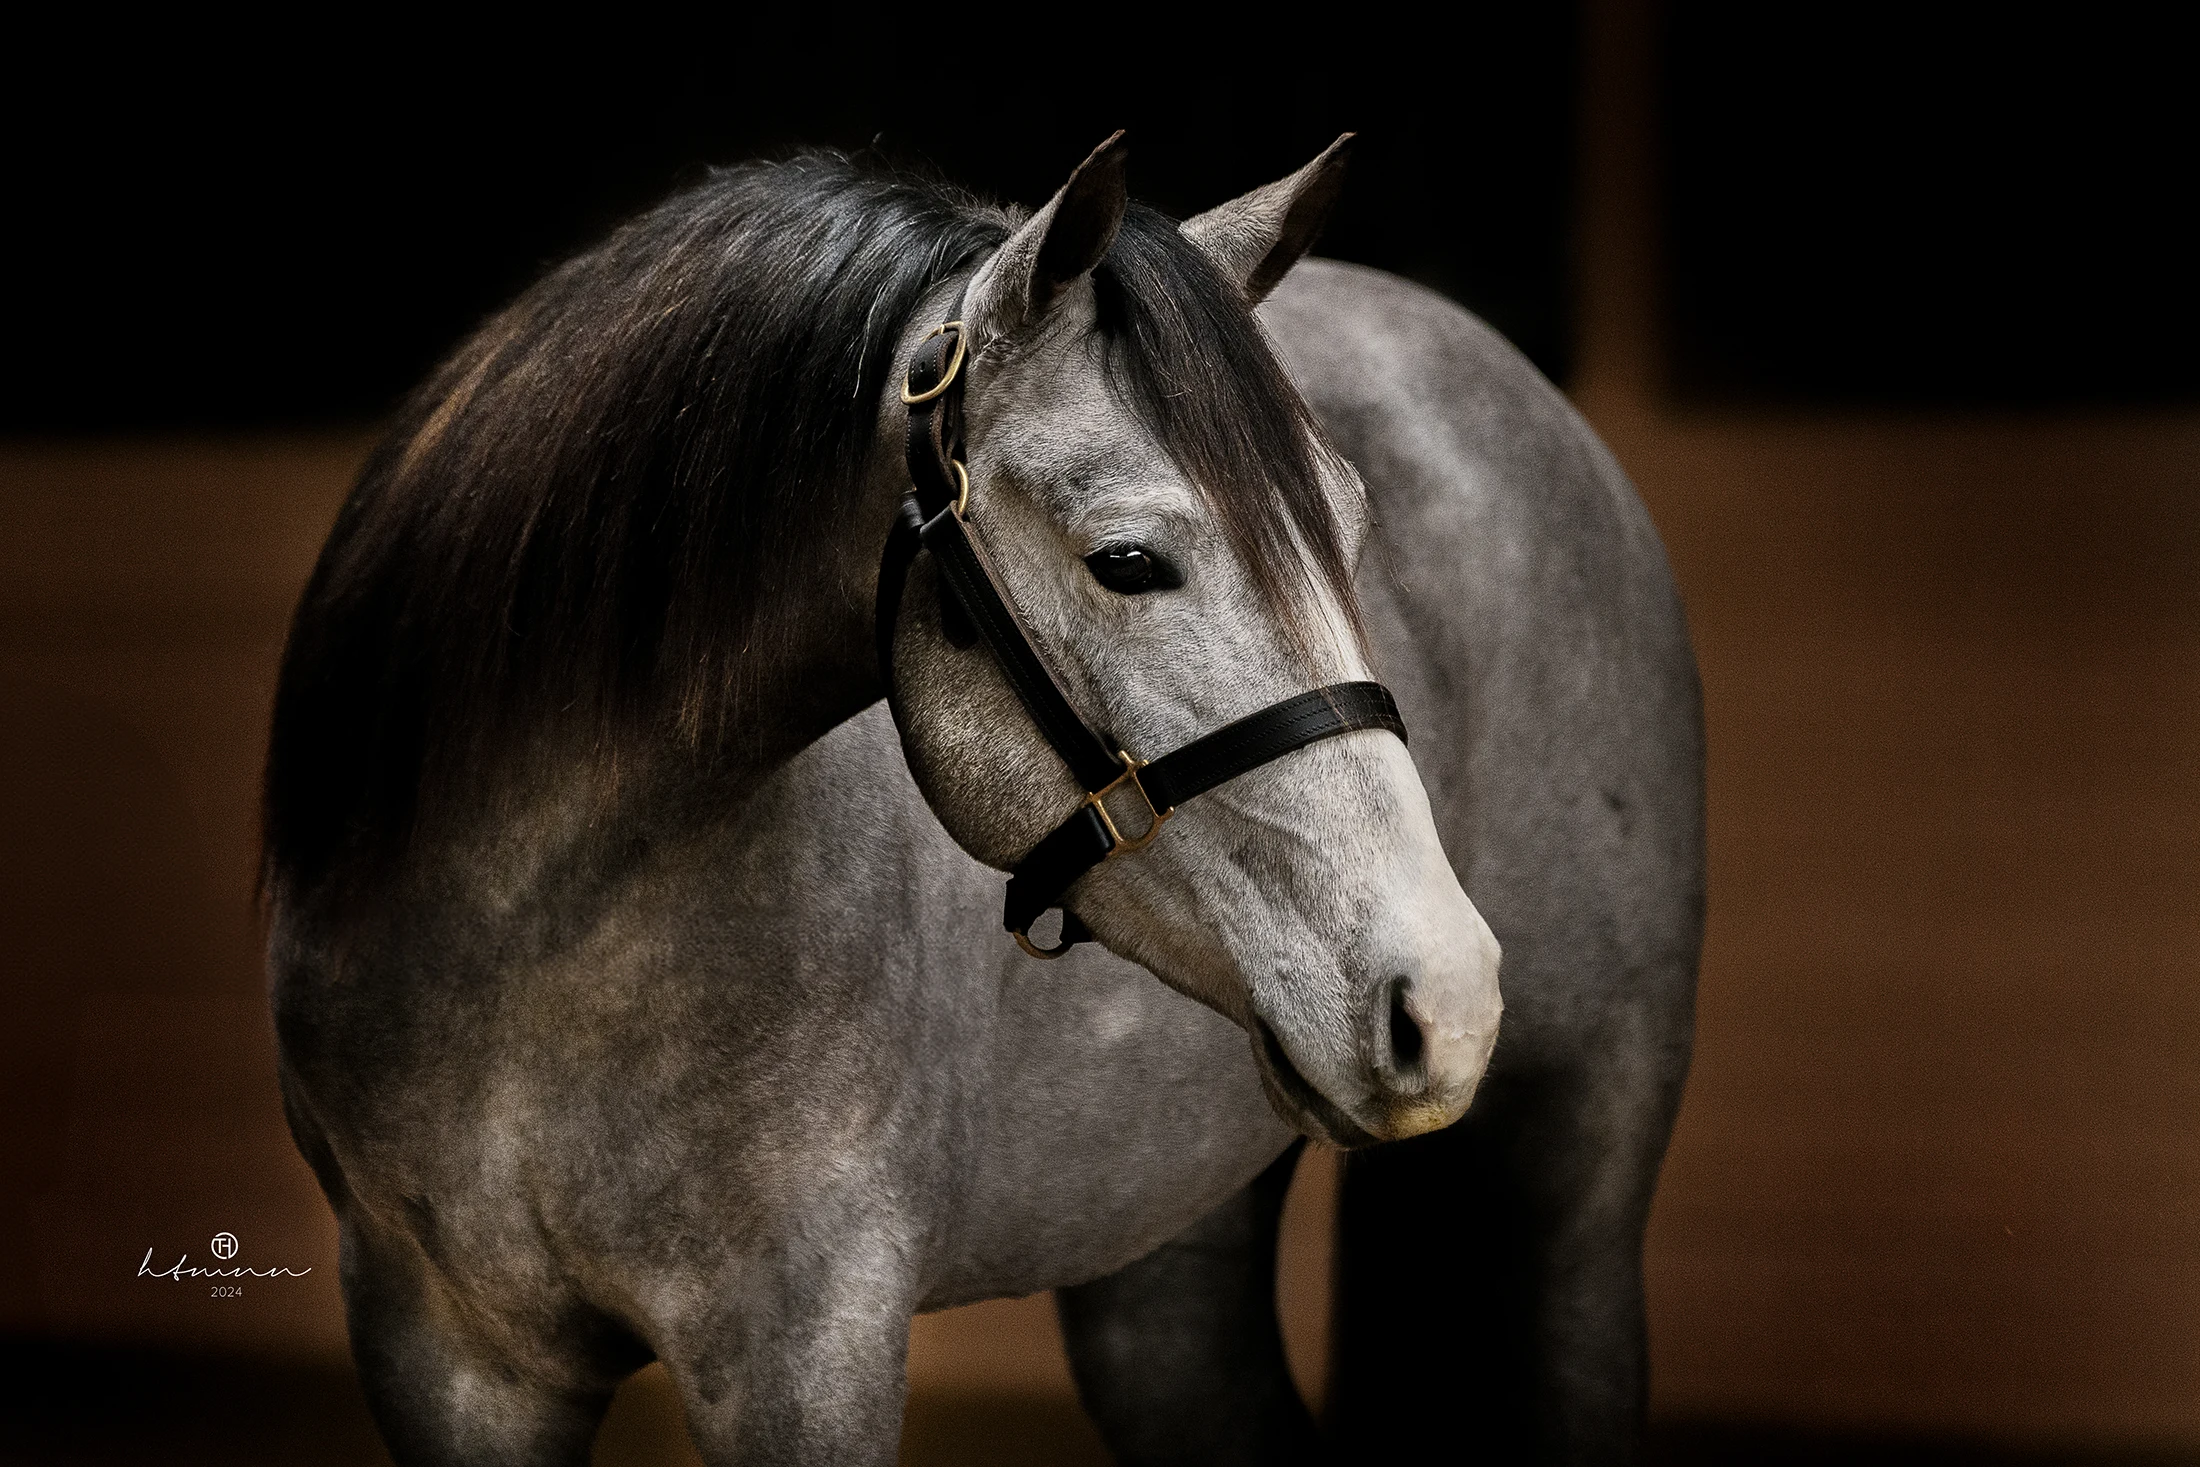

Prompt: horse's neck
[
  {"left": 420, "top": 467, "right": 902, "bottom": 925},
  {"left": 718, "top": 458, "right": 904, "bottom": 779}
]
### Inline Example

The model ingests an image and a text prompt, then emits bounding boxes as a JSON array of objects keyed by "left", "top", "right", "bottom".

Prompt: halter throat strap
[{"left": 876, "top": 310, "right": 1407, "bottom": 959}]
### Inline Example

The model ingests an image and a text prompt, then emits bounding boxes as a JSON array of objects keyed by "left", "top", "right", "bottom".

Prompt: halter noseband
[{"left": 876, "top": 310, "right": 1407, "bottom": 960}]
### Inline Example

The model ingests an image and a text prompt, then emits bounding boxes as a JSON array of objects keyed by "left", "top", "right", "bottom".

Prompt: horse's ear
[
  {"left": 1182, "top": 134, "right": 1354, "bottom": 304},
  {"left": 966, "top": 131, "right": 1129, "bottom": 341}
]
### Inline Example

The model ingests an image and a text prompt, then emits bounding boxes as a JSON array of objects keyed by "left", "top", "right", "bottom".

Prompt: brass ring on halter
[
  {"left": 1014, "top": 923, "right": 1075, "bottom": 961},
  {"left": 947, "top": 459, "right": 970, "bottom": 517},
  {"left": 900, "top": 320, "right": 968, "bottom": 404}
]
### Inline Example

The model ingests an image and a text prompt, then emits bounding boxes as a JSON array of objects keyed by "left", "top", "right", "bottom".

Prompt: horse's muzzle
[{"left": 1250, "top": 911, "right": 1503, "bottom": 1147}]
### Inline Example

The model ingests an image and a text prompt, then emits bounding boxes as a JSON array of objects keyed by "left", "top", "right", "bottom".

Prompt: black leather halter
[{"left": 876, "top": 313, "right": 1408, "bottom": 959}]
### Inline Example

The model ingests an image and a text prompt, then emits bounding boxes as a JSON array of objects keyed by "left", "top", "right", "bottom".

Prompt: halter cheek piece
[{"left": 876, "top": 312, "right": 1408, "bottom": 960}]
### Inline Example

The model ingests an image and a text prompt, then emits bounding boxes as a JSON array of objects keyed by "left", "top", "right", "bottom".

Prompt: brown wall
[
  {"left": 5, "top": 387, "right": 2195, "bottom": 1451},
  {"left": 1574, "top": 0, "right": 2200, "bottom": 1441},
  {"left": 1, "top": 440, "right": 360, "bottom": 1360},
  {"left": 1609, "top": 402, "right": 2200, "bottom": 1442}
]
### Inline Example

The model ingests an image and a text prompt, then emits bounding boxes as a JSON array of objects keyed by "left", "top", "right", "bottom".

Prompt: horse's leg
[
  {"left": 340, "top": 1216, "right": 618, "bottom": 1467},
  {"left": 1327, "top": 991, "right": 1691, "bottom": 1466},
  {"left": 654, "top": 1240, "right": 916, "bottom": 1467},
  {"left": 1054, "top": 1142, "right": 1320, "bottom": 1467}
]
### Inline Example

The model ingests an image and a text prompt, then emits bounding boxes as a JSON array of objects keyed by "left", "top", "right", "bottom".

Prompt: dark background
[
  {"left": 7, "top": 13, "right": 1584, "bottom": 432},
  {"left": 1664, "top": 0, "right": 2200, "bottom": 403},
  {"left": 8, "top": 3, "right": 2194, "bottom": 434},
  {"left": 4, "top": 4, "right": 2198, "bottom": 1464}
]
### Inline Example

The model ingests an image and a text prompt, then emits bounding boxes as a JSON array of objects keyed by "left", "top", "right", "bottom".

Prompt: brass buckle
[
  {"left": 1087, "top": 751, "right": 1173, "bottom": 855},
  {"left": 1010, "top": 754, "right": 1172, "bottom": 961},
  {"left": 900, "top": 320, "right": 968, "bottom": 404}
]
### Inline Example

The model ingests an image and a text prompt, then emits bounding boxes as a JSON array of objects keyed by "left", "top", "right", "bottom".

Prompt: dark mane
[{"left": 263, "top": 155, "right": 1357, "bottom": 899}]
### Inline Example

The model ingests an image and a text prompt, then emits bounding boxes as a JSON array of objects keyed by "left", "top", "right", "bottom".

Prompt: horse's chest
[{"left": 918, "top": 964, "right": 1293, "bottom": 1306}]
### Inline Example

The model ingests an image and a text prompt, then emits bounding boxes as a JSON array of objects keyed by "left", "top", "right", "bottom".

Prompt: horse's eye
[{"left": 1084, "top": 546, "right": 1179, "bottom": 595}]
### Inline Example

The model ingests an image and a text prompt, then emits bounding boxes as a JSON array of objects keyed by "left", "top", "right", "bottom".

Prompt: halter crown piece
[{"left": 876, "top": 302, "right": 1408, "bottom": 960}]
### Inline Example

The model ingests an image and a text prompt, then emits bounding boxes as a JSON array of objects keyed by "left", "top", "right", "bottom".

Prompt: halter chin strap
[{"left": 876, "top": 311, "right": 1408, "bottom": 959}]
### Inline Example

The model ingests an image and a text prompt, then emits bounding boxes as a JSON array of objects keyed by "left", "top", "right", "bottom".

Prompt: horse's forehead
[
  {"left": 977, "top": 319, "right": 1114, "bottom": 432},
  {"left": 975, "top": 336, "right": 1187, "bottom": 508}
]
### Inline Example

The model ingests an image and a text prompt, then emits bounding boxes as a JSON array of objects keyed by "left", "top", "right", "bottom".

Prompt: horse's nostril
[{"left": 1388, "top": 980, "right": 1424, "bottom": 1071}]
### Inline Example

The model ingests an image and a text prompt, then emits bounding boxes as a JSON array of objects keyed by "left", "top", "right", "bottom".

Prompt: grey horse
[{"left": 263, "top": 135, "right": 1701, "bottom": 1466}]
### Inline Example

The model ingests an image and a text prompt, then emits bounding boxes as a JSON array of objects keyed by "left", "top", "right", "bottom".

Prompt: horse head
[{"left": 886, "top": 134, "right": 1501, "bottom": 1147}]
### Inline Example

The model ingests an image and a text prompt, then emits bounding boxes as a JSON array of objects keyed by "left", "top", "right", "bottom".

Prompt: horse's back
[{"left": 1265, "top": 259, "right": 1703, "bottom": 1065}]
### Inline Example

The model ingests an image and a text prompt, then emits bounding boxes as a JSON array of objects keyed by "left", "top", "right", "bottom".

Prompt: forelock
[{"left": 1089, "top": 206, "right": 1365, "bottom": 664}]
